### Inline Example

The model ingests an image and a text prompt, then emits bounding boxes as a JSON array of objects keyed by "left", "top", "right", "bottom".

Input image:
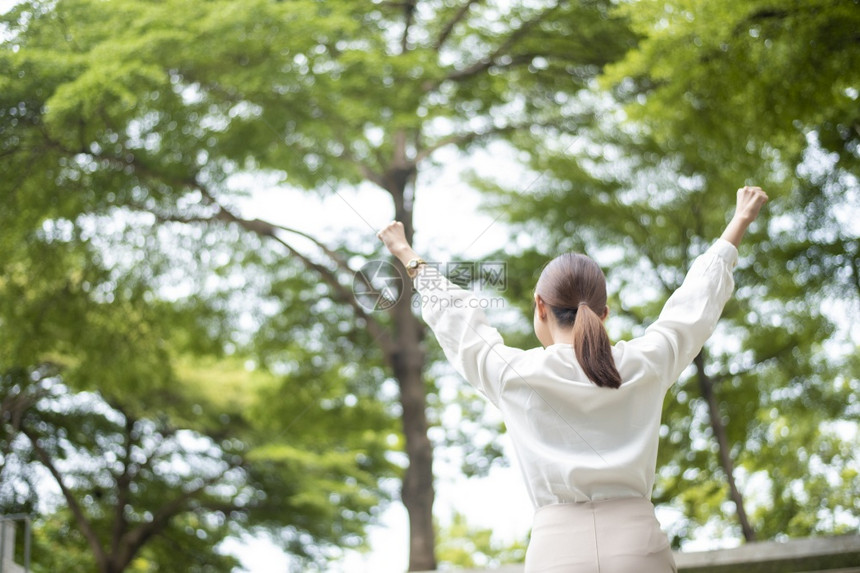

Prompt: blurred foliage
[
  {"left": 436, "top": 511, "right": 527, "bottom": 569},
  {"left": 3, "top": 0, "right": 856, "bottom": 568},
  {"left": 0, "top": 0, "right": 640, "bottom": 568}
]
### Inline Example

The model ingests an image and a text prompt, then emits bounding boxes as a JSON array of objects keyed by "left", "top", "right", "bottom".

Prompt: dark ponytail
[{"left": 536, "top": 254, "right": 622, "bottom": 389}]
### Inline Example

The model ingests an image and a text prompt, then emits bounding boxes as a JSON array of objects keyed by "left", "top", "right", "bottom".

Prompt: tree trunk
[
  {"left": 391, "top": 306, "right": 436, "bottom": 571},
  {"left": 694, "top": 352, "right": 756, "bottom": 542},
  {"left": 384, "top": 151, "right": 437, "bottom": 570},
  {"left": 195, "top": 152, "right": 439, "bottom": 568}
]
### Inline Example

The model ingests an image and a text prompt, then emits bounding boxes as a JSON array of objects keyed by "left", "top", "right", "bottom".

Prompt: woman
[{"left": 378, "top": 186, "right": 768, "bottom": 572}]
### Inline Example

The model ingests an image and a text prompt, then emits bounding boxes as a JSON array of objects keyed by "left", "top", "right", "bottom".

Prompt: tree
[
  {"left": 5, "top": 374, "right": 244, "bottom": 573},
  {"left": 2, "top": 371, "right": 394, "bottom": 572},
  {"left": 479, "top": 0, "right": 859, "bottom": 547},
  {"left": 0, "top": 230, "right": 395, "bottom": 572},
  {"left": 1, "top": 0, "right": 637, "bottom": 568}
]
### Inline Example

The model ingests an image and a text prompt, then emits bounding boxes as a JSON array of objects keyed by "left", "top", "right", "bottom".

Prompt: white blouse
[{"left": 415, "top": 239, "right": 739, "bottom": 508}]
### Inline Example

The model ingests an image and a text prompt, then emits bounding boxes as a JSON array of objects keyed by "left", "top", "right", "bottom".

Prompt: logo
[{"left": 353, "top": 260, "right": 404, "bottom": 311}]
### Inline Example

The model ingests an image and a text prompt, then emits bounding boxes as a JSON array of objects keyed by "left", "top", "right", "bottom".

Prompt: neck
[{"left": 548, "top": 324, "right": 575, "bottom": 345}]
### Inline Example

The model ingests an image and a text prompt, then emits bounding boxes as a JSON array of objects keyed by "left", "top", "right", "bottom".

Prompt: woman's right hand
[{"left": 721, "top": 185, "right": 768, "bottom": 247}]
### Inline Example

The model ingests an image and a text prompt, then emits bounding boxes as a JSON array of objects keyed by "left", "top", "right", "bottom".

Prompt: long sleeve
[
  {"left": 626, "top": 238, "right": 739, "bottom": 388},
  {"left": 414, "top": 265, "right": 523, "bottom": 407}
]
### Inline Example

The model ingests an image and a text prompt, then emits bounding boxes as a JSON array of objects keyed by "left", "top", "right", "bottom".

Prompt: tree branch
[
  {"left": 154, "top": 188, "right": 399, "bottom": 364},
  {"left": 444, "top": 52, "right": 534, "bottom": 83},
  {"left": 268, "top": 230, "right": 399, "bottom": 362},
  {"left": 412, "top": 109, "right": 594, "bottom": 165},
  {"left": 22, "top": 426, "right": 109, "bottom": 571},
  {"left": 43, "top": 129, "right": 399, "bottom": 376},
  {"left": 111, "top": 413, "right": 136, "bottom": 560},
  {"left": 433, "top": 1, "right": 562, "bottom": 88},
  {"left": 115, "top": 469, "right": 229, "bottom": 570},
  {"left": 357, "top": 161, "right": 388, "bottom": 189},
  {"left": 401, "top": 0, "right": 417, "bottom": 54},
  {"left": 694, "top": 352, "right": 756, "bottom": 542},
  {"left": 848, "top": 242, "right": 860, "bottom": 302},
  {"left": 710, "top": 347, "right": 790, "bottom": 386},
  {"left": 434, "top": 0, "right": 483, "bottom": 51},
  {"left": 1, "top": 375, "right": 44, "bottom": 437},
  {"left": 272, "top": 223, "right": 401, "bottom": 327},
  {"left": 413, "top": 122, "right": 526, "bottom": 163}
]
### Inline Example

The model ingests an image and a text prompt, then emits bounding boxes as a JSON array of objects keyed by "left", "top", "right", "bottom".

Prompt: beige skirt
[{"left": 525, "top": 497, "right": 677, "bottom": 573}]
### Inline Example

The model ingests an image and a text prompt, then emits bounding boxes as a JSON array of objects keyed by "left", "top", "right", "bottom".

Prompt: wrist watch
[{"left": 405, "top": 257, "right": 426, "bottom": 278}]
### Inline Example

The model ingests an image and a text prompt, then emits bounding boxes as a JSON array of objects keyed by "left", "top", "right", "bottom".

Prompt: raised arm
[
  {"left": 627, "top": 185, "right": 768, "bottom": 387},
  {"left": 376, "top": 220, "right": 521, "bottom": 406},
  {"left": 720, "top": 186, "right": 769, "bottom": 248}
]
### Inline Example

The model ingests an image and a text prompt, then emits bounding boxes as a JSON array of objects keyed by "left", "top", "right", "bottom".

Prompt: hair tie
[{"left": 578, "top": 301, "right": 589, "bottom": 308}]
